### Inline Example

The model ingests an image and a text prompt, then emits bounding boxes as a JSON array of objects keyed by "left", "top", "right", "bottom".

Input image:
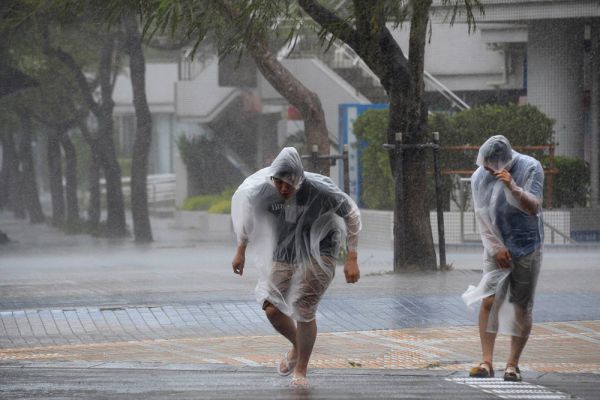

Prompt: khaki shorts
[
  {"left": 262, "top": 257, "right": 335, "bottom": 321},
  {"left": 484, "top": 249, "right": 541, "bottom": 310}
]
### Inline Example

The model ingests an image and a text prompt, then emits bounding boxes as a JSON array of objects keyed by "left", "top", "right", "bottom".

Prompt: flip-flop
[
  {"left": 469, "top": 361, "right": 494, "bottom": 378},
  {"left": 276, "top": 351, "right": 297, "bottom": 376},
  {"left": 503, "top": 366, "right": 522, "bottom": 382}
]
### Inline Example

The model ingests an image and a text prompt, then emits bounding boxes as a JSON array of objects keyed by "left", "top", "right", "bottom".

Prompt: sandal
[
  {"left": 469, "top": 361, "right": 494, "bottom": 378},
  {"left": 290, "top": 376, "right": 309, "bottom": 388},
  {"left": 276, "top": 351, "right": 297, "bottom": 376},
  {"left": 503, "top": 365, "right": 522, "bottom": 382}
]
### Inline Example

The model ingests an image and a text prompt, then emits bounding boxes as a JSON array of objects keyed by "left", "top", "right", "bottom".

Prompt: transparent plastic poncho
[
  {"left": 462, "top": 135, "right": 544, "bottom": 337},
  {"left": 231, "top": 147, "right": 361, "bottom": 322}
]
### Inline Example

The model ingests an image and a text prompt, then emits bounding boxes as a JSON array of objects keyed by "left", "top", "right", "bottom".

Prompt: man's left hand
[{"left": 344, "top": 251, "right": 360, "bottom": 283}]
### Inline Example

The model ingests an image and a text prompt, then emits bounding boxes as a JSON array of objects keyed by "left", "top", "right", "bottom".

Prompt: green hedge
[
  {"left": 182, "top": 187, "right": 234, "bottom": 214},
  {"left": 207, "top": 199, "right": 231, "bottom": 214},
  {"left": 354, "top": 104, "right": 588, "bottom": 210},
  {"left": 552, "top": 156, "right": 590, "bottom": 208},
  {"left": 353, "top": 109, "right": 394, "bottom": 210}
]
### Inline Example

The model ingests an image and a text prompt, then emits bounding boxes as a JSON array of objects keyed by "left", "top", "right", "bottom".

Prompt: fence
[
  {"left": 441, "top": 144, "right": 558, "bottom": 208},
  {"left": 98, "top": 174, "right": 176, "bottom": 209},
  {"left": 360, "top": 208, "right": 578, "bottom": 249}
]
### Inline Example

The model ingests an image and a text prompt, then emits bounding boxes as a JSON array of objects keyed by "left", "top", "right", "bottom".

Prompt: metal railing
[
  {"left": 283, "top": 33, "right": 470, "bottom": 110},
  {"left": 458, "top": 177, "right": 576, "bottom": 245},
  {"left": 98, "top": 174, "right": 176, "bottom": 208}
]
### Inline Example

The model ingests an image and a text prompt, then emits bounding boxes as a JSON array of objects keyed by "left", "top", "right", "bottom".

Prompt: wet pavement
[{"left": 1, "top": 211, "right": 600, "bottom": 399}]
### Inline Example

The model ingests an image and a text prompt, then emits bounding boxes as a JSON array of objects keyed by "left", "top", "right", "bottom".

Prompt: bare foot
[{"left": 291, "top": 375, "right": 309, "bottom": 388}]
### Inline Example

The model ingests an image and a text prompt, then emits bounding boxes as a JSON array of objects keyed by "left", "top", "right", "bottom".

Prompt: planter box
[{"left": 174, "top": 210, "right": 234, "bottom": 240}]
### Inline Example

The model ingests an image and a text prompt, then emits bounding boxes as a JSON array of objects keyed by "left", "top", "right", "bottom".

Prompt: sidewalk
[{"left": 1, "top": 212, "right": 600, "bottom": 399}]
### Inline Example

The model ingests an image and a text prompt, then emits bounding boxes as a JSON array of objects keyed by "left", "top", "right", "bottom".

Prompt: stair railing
[{"left": 280, "top": 33, "right": 470, "bottom": 111}]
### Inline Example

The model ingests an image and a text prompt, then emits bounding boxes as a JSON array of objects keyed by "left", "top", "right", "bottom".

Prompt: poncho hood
[
  {"left": 269, "top": 147, "right": 305, "bottom": 189},
  {"left": 476, "top": 135, "right": 518, "bottom": 172}
]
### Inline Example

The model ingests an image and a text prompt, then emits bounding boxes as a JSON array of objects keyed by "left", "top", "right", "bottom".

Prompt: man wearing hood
[
  {"left": 465, "top": 135, "right": 544, "bottom": 382},
  {"left": 230, "top": 147, "right": 361, "bottom": 387}
]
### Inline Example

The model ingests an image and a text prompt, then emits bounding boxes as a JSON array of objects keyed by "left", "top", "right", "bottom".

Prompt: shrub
[
  {"left": 552, "top": 156, "right": 590, "bottom": 208},
  {"left": 353, "top": 109, "right": 394, "bottom": 210},
  {"left": 181, "top": 187, "right": 235, "bottom": 213},
  {"left": 208, "top": 199, "right": 231, "bottom": 214},
  {"left": 182, "top": 194, "right": 221, "bottom": 211},
  {"left": 118, "top": 158, "right": 132, "bottom": 178},
  {"left": 355, "top": 104, "right": 556, "bottom": 210},
  {"left": 177, "top": 135, "right": 244, "bottom": 196}
]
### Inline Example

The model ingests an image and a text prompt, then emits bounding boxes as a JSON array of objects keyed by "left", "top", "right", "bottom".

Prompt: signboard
[{"left": 338, "top": 103, "right": 388, "bottom": 206}]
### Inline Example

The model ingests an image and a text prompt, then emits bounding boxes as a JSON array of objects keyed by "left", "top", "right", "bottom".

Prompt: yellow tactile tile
[{"left": 1, "top": 321, "right": 599, "bottom": 374}]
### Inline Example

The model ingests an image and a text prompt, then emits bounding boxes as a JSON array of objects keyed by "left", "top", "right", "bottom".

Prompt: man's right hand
[
  {"left": 495, "top": 248, "right": 512, "bottom": 269},
  {"left": 231, "top": 243, "right": 246, "bottom": 275},
  {"left": 232, "top": 247, "right": 246, "bottom": 276}
]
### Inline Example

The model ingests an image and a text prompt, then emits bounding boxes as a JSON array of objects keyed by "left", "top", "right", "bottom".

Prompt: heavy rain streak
[{"left": 1, "top": 1, "right": 599, "bottom": 398}]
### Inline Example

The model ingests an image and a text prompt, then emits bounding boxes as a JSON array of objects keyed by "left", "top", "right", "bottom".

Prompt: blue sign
[{"left": 338, "top": 103, "right": 388, "bottom": 206}]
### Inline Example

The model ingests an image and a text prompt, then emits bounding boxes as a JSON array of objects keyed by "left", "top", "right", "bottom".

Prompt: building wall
[
  {"left": 113, "top": 63, "right": 177, "bottom": 113},
  {"left": 389, "top": 22, "right": 525, "bottom": 92},
  {"left": 113, "top": 63, "right": 179, "bottom": 175},
  {"left": 527, "top": 19, "right": 585, "bottom": 157}
]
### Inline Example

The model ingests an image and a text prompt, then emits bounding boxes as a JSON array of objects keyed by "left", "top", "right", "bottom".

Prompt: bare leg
[
  {"left": 479, "top": 296, "right": 497, "bottom": 368},
  {"left": 264, "top": 304, "right": 298, "bottom": 370},
  {"left": 293, "top": 319, "right": 317, "bottom": 378},
  {"left": 506, "top": 306, "right": 532, "bottom": 367}
]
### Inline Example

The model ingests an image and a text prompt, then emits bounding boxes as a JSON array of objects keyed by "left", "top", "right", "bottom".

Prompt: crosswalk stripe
[{"left": 447, "top": 377, "right": 572, "bottom": 399}]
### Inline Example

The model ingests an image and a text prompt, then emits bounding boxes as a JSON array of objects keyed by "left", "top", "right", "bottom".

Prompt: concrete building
[
  {"left": 171, "top": 50, "right": 371, "bottom": 207},
  {"left": 424, "top": 0, "right": 600, "bottom": 205},
  {"left": 112, "top": 62, "right": 194, "bottom": 176}
]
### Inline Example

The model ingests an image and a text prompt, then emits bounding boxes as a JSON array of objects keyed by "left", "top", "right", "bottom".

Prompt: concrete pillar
[
  {"left": 591, "top": 25, "right": 600, "bottom": 207},
  {"left": 528, "top": 20, "right": 584, "bottom": 157},
  {"left": 174, "top": 149, "right": 188, "bottom": 209}
]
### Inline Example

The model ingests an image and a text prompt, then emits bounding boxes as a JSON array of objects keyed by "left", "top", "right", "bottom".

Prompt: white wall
[
  {"left": 113, "top": 63, "right": 178, "bottom": 114},
  {"left": 528, "top": 20, "right": 585, "bottom": 158},
  {"left": 388, "top": 22, "right": 524, "bottom": 92},
  {"left": 175, "top": 58, "right": 239, "bottom": 121}
]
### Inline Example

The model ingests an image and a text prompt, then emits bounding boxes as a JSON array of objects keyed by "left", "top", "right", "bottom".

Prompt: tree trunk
[
  {"left": 124, "top": 13, "right": 153, "bottom": 243},
  {"left": 97, "top": 115, "right": 126, "bottom": 237},
  {"left": 18, "top": 116, "right": 45, "bottom": 223},
  {"left": 96, "top": 37, "right": 126, "bottom": 237},
  {"left": 249, "top": 40, "right": 330, "bottom": 174},
  {"left": 47, "top": 129, "right": 65, "bottom": 225},
  {"left": 400, "top": 0, "right": 436, "bottom": 270},
  {"left": 220, "top": 0, "right": 331, "bottom": 175},
  {"left": 49, "top": 33, "right": 126, "bottom": 237},
  {"left": 300, "top": 0, "right": 437, "bottom": 271},
  {"left": 2, "top": 131, "right": 26, "bottom": 218},
  {"left": 0, "top": 132, "right": 12, "bottom": 210},
  {"left": 59, "top": 131, "right": 80, "bottom": 225},
  {"left": 88, "top": 148, "right": 101, "bottom": 229},
  {"left": 79, "top": 123, "right": 101, "bottom": 229}
]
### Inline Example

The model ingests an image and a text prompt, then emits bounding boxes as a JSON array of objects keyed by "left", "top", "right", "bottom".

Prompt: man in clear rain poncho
[
  {"left": 230, "top": 147, "right": 361, "bottom": 387},
  {"left": 462, "top": 135, "right": 544, "bottom": 382}
]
